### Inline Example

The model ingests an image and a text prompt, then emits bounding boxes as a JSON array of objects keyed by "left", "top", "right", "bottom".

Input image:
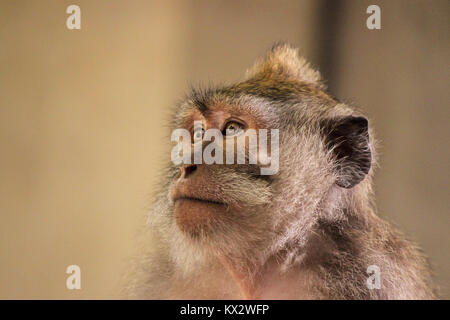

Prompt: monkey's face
[
  {"left": 169, "top": 103, "right": 275, "bottom": 241},
  {"left": 167, "top": 44, "right": 372, "bottom": 256},
  {"left": 168, "top": 101, "right": 371, "bottom": 257}
]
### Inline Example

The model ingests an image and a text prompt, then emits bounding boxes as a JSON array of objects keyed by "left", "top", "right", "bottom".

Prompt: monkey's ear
[
  {"left": 246, "top": 43, "right": 325, "bottom": 89},
  {"left": 324, "top": 116, "right": 372, "bottom": 188}
]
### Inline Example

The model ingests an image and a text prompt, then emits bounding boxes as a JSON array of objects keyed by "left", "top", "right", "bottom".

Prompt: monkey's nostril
[{"left": 182, "top": 165, "right": 197, "bottom": 178}]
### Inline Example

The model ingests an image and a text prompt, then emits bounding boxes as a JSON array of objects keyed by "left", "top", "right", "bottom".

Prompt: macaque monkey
[{"left": 123, "top": 44, "right": 435, "bottom": 299}]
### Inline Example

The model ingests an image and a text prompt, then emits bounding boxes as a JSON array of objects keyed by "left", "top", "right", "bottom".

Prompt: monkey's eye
[
  {"left": 222, "top": 121, "right": 244, "bottom": 136},
  {"left": 193, "top": 127, "right": 205, "bottom": 142}
]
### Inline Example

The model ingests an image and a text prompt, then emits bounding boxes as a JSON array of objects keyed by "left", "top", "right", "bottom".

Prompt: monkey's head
[{"left": 167, "top": 44, "right": 373, "bottom": 263}]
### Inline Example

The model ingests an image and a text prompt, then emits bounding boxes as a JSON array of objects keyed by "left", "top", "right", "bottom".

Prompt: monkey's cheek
[{"left": 174, "top": 200, "right": 225, "bottom": 236}]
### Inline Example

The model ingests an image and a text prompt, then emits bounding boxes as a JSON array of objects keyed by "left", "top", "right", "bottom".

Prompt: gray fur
[{"left": 123, "top": 44, "right": 435, "bottom": 299}]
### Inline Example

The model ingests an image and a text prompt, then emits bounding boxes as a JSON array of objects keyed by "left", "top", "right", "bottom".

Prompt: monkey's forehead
[
  {"left": 173, "top": 78, "right": 337, "bottom": 126},
  {"left": 188, "top": 78, "right": 335, "bottom": 108}
]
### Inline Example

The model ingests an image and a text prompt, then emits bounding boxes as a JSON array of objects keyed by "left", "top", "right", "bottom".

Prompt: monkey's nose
[{"left": 180, "top": 164, "right": 197, "bottom": 179}]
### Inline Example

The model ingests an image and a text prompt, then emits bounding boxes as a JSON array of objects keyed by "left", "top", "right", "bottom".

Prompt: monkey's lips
[
  {"left": 173, "top": 196, "right": 225, "bottom": 206},
  {"left": 171, "top": 185, "right": 225, "bottom": 207},
  {"left": 171, "top": 188, "right": 227, "bottom": 234}
]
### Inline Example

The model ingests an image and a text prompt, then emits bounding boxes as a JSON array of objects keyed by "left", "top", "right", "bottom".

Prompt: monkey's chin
[{"left": 174, "top": 199, "right": 227, "bottom": 238}]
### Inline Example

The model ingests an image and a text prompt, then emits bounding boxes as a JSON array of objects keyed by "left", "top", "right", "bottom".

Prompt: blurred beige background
[{"left": 0, "top": 0, "right": 448, "bottom": 299}]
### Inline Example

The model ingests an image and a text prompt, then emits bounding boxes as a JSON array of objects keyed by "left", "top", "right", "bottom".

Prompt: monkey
[{"left": 123, "top": 43, "right": 435, "bottom": 299}]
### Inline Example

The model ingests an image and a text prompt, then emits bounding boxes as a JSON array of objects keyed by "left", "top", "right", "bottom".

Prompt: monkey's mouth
[
  {"left": 171, "top": 186, "right": 226, "bottom": 206},
  {"left": 173, "top": 196, "right": 225, "bottom": 206}
]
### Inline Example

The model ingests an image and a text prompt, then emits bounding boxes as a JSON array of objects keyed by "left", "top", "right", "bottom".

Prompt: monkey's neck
[
  {"left": 219, "top": 254, "right": 293, "bottom": 300},
  {"left": 218, "top": 256, "right": 257, "bottom": 299}
]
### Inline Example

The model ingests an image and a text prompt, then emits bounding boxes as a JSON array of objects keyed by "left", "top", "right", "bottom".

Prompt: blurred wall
[
  {"left": 321, "top": 0, "right": 449, "bottom": 298},
  {"left": 0, "top": 0, "right": 448, "bottom": 299}
]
